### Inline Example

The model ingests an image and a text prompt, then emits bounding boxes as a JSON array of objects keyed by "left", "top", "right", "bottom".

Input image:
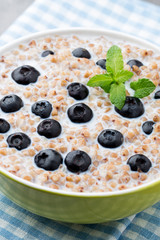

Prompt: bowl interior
[{"left": 0, "top": 28, "right": 160, "bottom": 197}]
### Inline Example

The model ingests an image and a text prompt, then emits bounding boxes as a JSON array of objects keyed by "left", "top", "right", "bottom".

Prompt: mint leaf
[
  {"left": 130, "top": 78, "right": 156, "bottom": 98},
  {"left": 87, "top": 74, "right": 113, "bottom": 93},
  {"left": 106, "top": 45, "right": 123, "bottom": 76},
  {"left": 109, "top": 83, "right": 126, "bottom": 110},
  {"left": 115, "top": 70, "right": 134, "bottom": 83}
]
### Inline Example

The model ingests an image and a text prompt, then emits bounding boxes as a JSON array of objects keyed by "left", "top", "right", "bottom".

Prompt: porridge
[{"left": 0, "top": 34, "right": 160, "bottom": 192}]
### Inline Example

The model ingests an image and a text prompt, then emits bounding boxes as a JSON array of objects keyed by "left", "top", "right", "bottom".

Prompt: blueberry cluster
[
  {"left": 1, "top": 49, "right": 156, "bottom": 175},
  {"left": 34, "top": 149, "right": 91, "bottom": 172}
]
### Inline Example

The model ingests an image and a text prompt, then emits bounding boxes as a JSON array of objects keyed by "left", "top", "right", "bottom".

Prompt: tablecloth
[{"left": 0, "top": 0, "right": 160, "bottom": 239}]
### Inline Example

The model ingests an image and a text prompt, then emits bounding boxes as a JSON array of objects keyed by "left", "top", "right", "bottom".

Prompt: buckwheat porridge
[{"left": 0, "top": 34, "right": 160, "bottom": 193}]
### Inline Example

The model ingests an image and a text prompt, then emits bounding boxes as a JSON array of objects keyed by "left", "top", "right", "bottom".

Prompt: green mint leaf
[
  {"left": 130, "top": 78, "right": 156, "bottom": 98},
  {"left": 106, "top": 45, "right": 123, "bottom": 76},
  {"left": 115, "top": 70, "right": 134, "bottom": 83},
  {"left": 109, "top": 83, "right": 126, "bottom": 110},
  {"left": 87, "top": 74, "right": 113, "bottom": 93}
]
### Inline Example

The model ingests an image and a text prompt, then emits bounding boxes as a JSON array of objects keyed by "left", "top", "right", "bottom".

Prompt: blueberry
[
  {"left": 154, "top": 90, "right": 160, "bottom": 99},
  {"left": 11, "top": 65, "right": 40, "bottom": 85},
  {"left": 67, "top": 82, "right": 89, "bottom": 100},
  {"left": 98, "top": 129, "right": 123, "bottom": 148},
  {"left": 142, "top": 121, "right": 155, "bottom": 135},
  {"left": 34, "top": 149, "right": 63, "bottom": 171},
  {"left": 67, "top": 103, "right": 93, "bottom": 123},
  {"left": 65, "top": 150, "right": 91, "bottom": 173},
  {"left": 96, "top": 59, "right": 106, "bottom": 69},
  {"left": 72, "top": 48, "right": 91, "bottom": 59},
  {"left": 0, "top": 118, "right": 10, "bottom": 133},
  {"left": 37, "top": 119, "right": 61, "bottom": 138},
  {"left": 7, "top": 132, "right": 31, "bottom": 150},
  {"left": 115, "top": 96, "right": 144, "bottom": 118},
  {"left": 41, "top": 50, "right": 54, "bottom": 57},
  {"left": 32, "top": 100, "right": 52, "bottom": 118},
  {"left": 127, "top": 154, "right": 152, "bottom": 173},
  {"left": 127, "top": 59, "right": 143, "bottom": 68},
  {"left": 0, "top": 94, "right": 23, "bottom": 113}
]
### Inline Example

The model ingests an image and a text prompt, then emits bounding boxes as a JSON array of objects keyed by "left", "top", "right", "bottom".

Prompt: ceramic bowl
[{"left": 0, "top": 28, "right": 160, "bottom": 224}]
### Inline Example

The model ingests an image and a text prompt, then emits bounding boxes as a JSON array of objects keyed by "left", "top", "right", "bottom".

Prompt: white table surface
[{"left": 0, "top": 0, "right": 159, "bottom": 35}]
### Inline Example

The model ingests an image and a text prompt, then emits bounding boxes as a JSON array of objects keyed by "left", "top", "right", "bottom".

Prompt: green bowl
[{"left": 0, "top": 28, "right": 160, "bottom": 224}]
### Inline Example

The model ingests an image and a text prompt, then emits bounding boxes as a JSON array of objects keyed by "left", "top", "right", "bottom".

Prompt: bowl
[{"left": 0, "top": 28, "right": 160, "bottom": 224}]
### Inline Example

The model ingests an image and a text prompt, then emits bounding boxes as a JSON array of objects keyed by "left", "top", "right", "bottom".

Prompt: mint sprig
[
  {"left": 87, "top": 45, "right": 133, "bottom": 109},
  {"left": 87, "top": 45, "right": 156, "bottom": 110}
]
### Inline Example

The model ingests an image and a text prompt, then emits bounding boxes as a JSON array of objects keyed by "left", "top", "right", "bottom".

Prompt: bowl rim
[{"left": 0, "top": 27, "right": 160, "bottom": 198}]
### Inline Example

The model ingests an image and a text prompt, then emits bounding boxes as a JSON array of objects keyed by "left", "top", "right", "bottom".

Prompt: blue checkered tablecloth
[{"left": 0, "top": 0, "right": 160, "bottom": 239}]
